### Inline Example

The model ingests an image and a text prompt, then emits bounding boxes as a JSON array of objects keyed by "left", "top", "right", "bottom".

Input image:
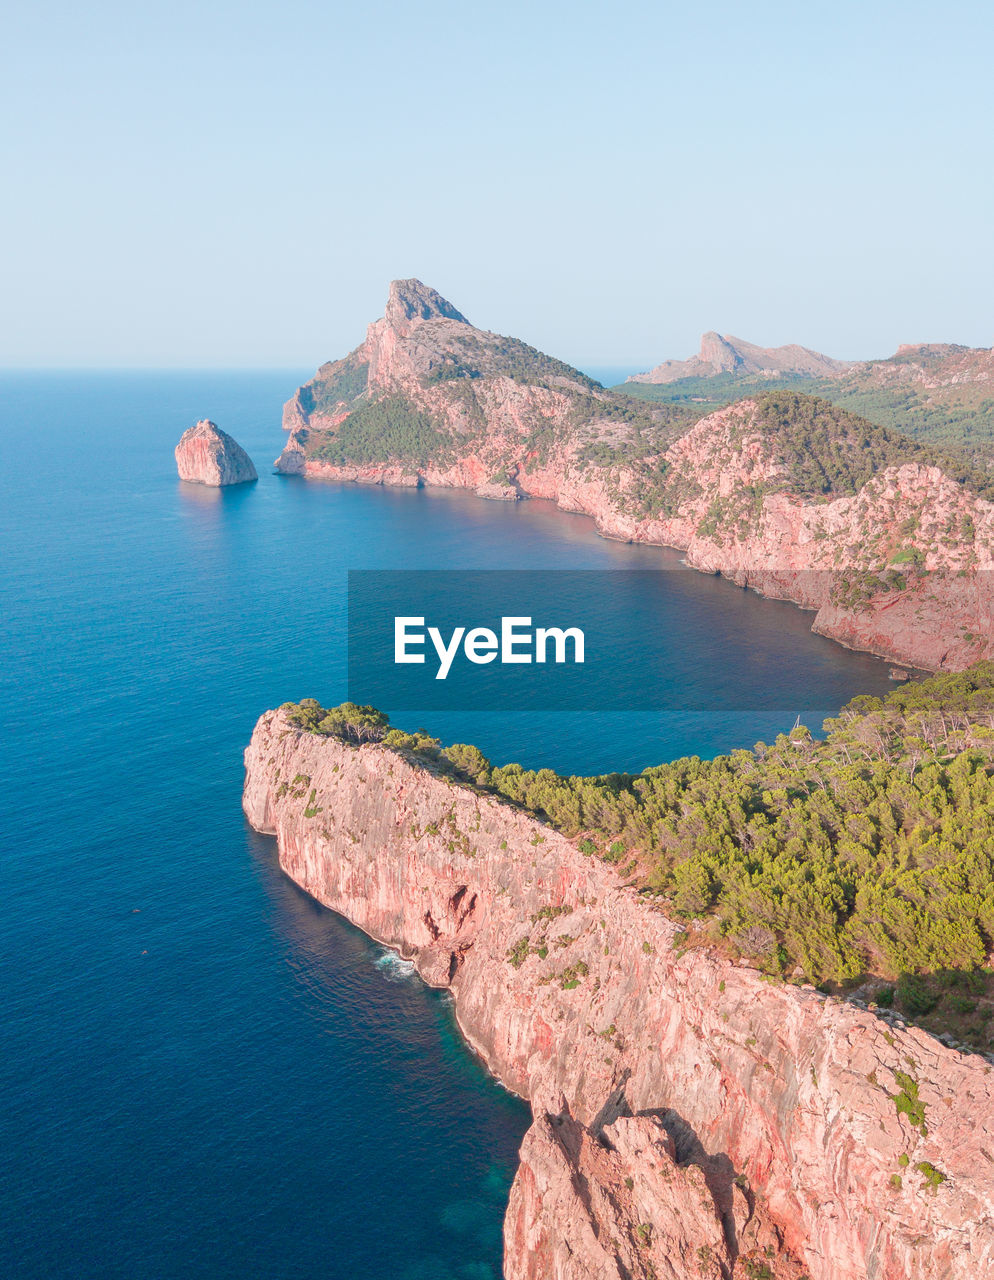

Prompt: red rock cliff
[
  {"left": 276, "top": 285, "right": 994, "bottom": 674},
  {"left": 175, "top": 419, "right": 258, "bottom": 486},
  {"left": 243, "top": 710, "right": 994, "bottom": 1280}
]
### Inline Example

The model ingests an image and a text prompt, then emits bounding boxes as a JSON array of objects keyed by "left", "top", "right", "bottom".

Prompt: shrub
[{"left": 897, "top": 974, "right": 938, "bottom": 1017}]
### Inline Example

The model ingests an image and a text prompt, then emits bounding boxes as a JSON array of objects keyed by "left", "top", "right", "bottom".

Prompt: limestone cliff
[
  {"left": 243, "top": 709, "right": 994, "bottom": 1280},
  {"left": 175, "top": 419, "right": 257, "bottom": 486},
  {"left": 276, "top": 282, "right": 994, "bottom": 670}
]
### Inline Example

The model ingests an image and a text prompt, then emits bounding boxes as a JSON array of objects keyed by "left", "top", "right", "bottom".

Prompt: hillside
[
  {"left": 281, "top": 665, "right": 994, "bottom": 1050},
  {"left": 622, "top": 339, "right": 994, "bottom": 459},
  {"left": 278, "top": 284, "right": 994, "bottom": 671}
]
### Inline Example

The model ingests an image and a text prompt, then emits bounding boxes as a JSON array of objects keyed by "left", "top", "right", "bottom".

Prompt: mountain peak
[
  {"left": 698, "top": 332, "right": 742, "bottom": 373},
  {"left": 630, "top": 333, "right": 852, "bottom": 384},
  {"left": 385, "top": 279, "right": 469, "bottom": 330}
]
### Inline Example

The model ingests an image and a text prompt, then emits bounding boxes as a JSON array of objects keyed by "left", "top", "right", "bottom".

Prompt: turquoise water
[{"left": 0, "top": 372, "right": 895, "bottom": 1279}]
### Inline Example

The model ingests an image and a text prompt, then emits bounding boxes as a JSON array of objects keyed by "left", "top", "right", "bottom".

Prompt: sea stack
[{"left": 175, "top": 420, "right": 258, "bottom": 486}]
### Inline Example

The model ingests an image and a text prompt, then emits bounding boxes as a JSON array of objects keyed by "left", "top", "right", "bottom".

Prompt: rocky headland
[
  {"left": 175, "top": 419, "right": 258, "bottom": 486},
  {"left": 243, "top": 706, "right": 994, "bottom": 1280},
  {"left": 275, "top": 281, "right": 994, "bottom": 673}
]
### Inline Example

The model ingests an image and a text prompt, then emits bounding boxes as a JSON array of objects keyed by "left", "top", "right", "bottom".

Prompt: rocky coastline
[
  {"left": 243, "top": 708, "right": 994, "bottom": 1280},
  {"left": 274, "top": 282, "right": 994, "bottom": 675}
]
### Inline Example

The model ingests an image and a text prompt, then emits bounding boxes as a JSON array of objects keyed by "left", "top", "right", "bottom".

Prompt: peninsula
[
  {"left": 276, "top": 282, "right": 994, "bottom": 673},
  {"left": 244, "top": 671, "right": 994, "bottom": 1280}
]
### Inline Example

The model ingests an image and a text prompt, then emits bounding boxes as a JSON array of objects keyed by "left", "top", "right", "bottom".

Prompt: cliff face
[
  {"left": 275, "top": 284, "right": 993, "bottom": 673},
  {"left": 243, "top": 709, "right": 994, "bottom": 1280},
  {"left": 175, "top": 420, "right": 258, "bottom": 486},
  {"left": 629, "top": 332, "right": 854, "bottom": 384},
  {"left": 282, "top": 352, "right": 994, "bottom": 669}
]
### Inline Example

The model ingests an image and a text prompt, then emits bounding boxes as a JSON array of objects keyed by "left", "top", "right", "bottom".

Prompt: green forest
[
  {"left": 309, "top": 396, "right": 451, "bottom": 467},
  {"left": 618, "top": 373, "right": 994, "bottom": 463},
  {"left": 282, "top": 665, "right": 994, "bottom": 1048}
]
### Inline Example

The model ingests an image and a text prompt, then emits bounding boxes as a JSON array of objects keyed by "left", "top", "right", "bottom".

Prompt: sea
[{"left": 0, "top": 371, "right": 897, "bottom": 1279}]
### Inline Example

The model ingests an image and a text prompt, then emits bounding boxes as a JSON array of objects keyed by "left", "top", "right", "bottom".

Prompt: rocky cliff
[
  {"left": 243, "top": 709, "right": 994, "bottom": 1280},
  {"left": 276, "top": 285, "right": 994, "bottom": 671},
  {"left": 175, "top": 419, "right": 258, "bottom": 486},
  {"left": 629, "top": 333, "right": 854, "bottom": 384}
]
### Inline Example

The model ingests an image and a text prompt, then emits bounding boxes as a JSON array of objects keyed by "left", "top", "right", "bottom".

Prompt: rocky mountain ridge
[
  {"left": 622, "top": 338, "right": 994, "bottom": 456},
  {"left": 276, "top": 283, "right": 994, "bottom": 673},
  {"left": 628, "top": 332, "right": 854, "bottom": 384},
  {"left": 243, "top": 708, "right": 994, "bottom": 1280}
]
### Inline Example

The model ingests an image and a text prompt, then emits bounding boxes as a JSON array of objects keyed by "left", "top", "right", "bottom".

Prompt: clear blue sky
[{"left": 2, "top": 0, "right": 992, "bottom": 369}]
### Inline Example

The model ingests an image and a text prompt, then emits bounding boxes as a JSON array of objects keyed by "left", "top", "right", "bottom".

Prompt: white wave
[{"left": 374, "top": 948, "right": 418, "bottom": 981}]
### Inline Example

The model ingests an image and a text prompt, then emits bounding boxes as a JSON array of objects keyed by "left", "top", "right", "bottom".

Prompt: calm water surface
[{"left": 0, "top": 372, "right": 895, "bottom": 1279}]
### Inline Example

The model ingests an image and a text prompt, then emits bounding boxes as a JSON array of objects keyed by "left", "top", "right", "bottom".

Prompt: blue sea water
[{"left": 0, "top": 372, "right": 896, "bottom": 1280}]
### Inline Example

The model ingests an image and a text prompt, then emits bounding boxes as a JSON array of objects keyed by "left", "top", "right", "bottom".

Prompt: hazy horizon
[{"left": 3, "top": 1, "right": 993, "bottom": 369}]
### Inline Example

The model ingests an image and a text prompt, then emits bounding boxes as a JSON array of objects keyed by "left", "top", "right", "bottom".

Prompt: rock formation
[
  {"left": 845, "top": 342, "right": 994, "bottom": 394},
  {"left": 175, "top": 419, "right": 258, "bottom": 486},
  {"left": 243, "top": 709, "right": 994, "bottom": 1280},
  {"left": 275, "top": 282, "right": 994, "bottom": 673},
  {"left": 629, "top": 333, "right": 854, "bottom": 384}
]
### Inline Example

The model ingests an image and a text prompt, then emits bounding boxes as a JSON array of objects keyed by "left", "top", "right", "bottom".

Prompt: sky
[{"left": 2, "top": 0, "right": 993, "bottom": 370}]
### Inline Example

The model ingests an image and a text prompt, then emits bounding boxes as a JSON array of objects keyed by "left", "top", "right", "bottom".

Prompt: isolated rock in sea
[{"left": 175, "top": 420, "right": 258, "bottom": 486}]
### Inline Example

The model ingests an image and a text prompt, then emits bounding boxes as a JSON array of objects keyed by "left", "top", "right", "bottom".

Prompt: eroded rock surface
[
  {"left": 243, "top": 710, "right": 994, "bottom": 1280},
  {"left": 276, "top": 283, "right": 994, "bottom": 672},
  {"left": 175, "top": 419, "right": 257, "bottom": 486}
]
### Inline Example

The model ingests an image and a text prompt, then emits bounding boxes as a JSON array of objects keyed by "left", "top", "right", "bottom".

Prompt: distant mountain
[
  {"left": 628, "top": 332, "right": 854, "bottom": 384},
  {"left": 622, "top": 337, "right": 994, "bottom": 457},
  {"left": 827, "top": 343, "right": 994, "bottom": 451},
  {"left": 278, "top": 282, "right": 993, "bottom": 672}
]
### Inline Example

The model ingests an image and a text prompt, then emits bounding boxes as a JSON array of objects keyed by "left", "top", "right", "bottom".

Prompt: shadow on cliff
[{"left": 589, "top": 1076, "right": 746, "bottom": 1267}]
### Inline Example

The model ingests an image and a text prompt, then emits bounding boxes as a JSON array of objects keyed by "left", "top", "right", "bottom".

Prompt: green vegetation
[
  {"left": 619, "top": 371, "right": 813, "bottom": 409},
  {"left": 617, "top": 372, "right": 994, "bottom": 469},
  {"left": 915, "top": 1161, "right": 948, "bottom": 1190},
  {"left": 826, "top": 385, "right": 994, "bottom": 454},
  {"left": 568, "top": 389, "right": 991, "bottom": 531},
  {"left": 741, "top": 1261, "right": 775, "bottom": 1280},
  {"left": 476, "top": 334, "right": 601, "bottom": 390},
  {"left": 310, "top": 396, "right": 451, "bottom": 467},
  {"left": 301, "top": 359, "right": 369, "bottom": 414},
  {"left": 891, "top": 1071, "right": 927, "bottom": 1132},
  {"left": 423, "top": 359, "right": 482, "bottom": 384},
  {"left": 730, "top": 392, "right": 991, "bottom": 502},
  {"left": 750, "top": 392, "right": 940, "bottom": 497},
  {"left": 282, "top": 699, "right": 388, "bottom": 742},
  {"left": 281, "top": 665, "right": 994, "bottom": 1044}
]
